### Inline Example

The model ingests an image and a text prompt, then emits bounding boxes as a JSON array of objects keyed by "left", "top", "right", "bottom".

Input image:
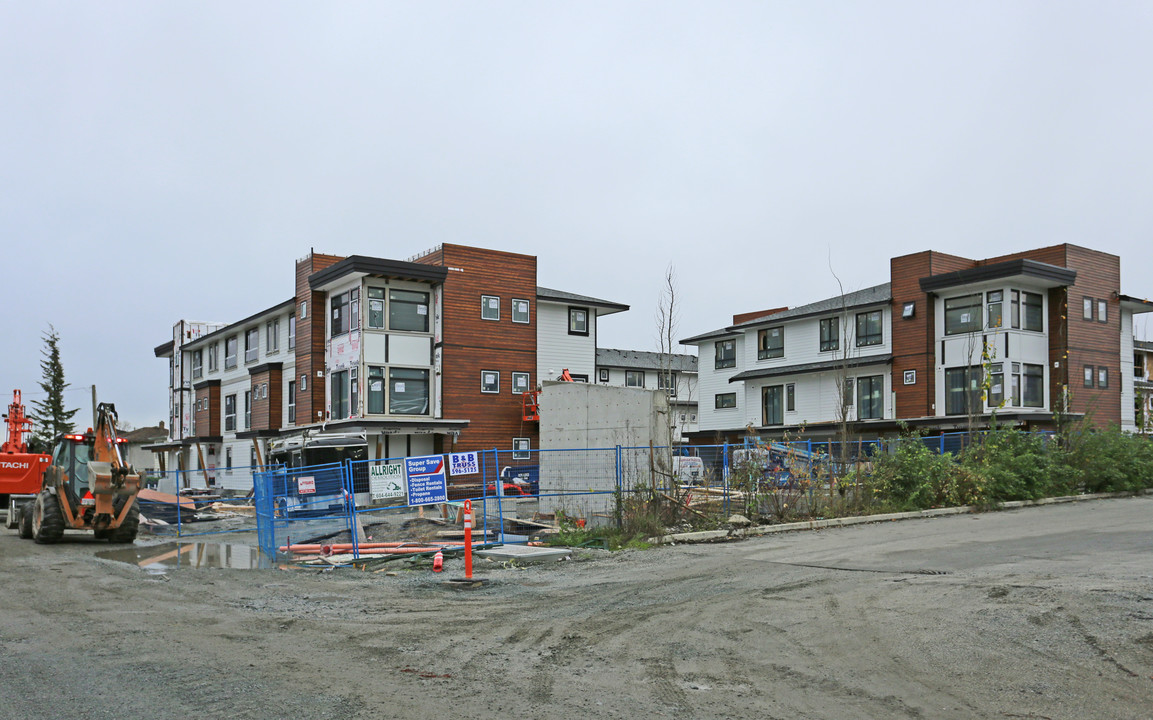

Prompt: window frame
[
  {"left": 944, "top": 294, "right": 982, "bottom": 336},
  {"left": 819, "top": 317, "right": 839, "bottom": 352},
  {"left": 511, "top": 298, "right": 531, "bottom": 324},
  {"left": 658, "top": 371, "right": 677, "bottom": 396},
  {"left": 568, "top": 306, "right": 589, "bottom": 336},
  {"left": 243, "top": 390, "right": 251, "bottom": 429},
  {"left": 855, "top": 310, "right": 883, "bottom": 347},
  {"left": 1097, "top": 299, "right": 1107, "bottom": 324},
  {"left": 389, "top": 288, "right": 430, "bottom": 333},
  {"left": 208, "top": 342, "right": 218, "bottom": 373},
  {"left": 224, "top": 336, "right": 238, "bottom": 370},
  {"left": 244, "top": 327, "right": 259, "bottom": 364},
  {"left": 598, "top": 368, "right": 610, "bottom": 383},
  {"left": 786, "top": 383, "right": 795, "bottom": 412},
  {"left": 191, "top": 349, "right": 203, "bottom": 379},
  {"left": 389, "top": 367, "right": 430, "bottom": 415},
  {"left": 714, "top": 392, "right": 736, "bottom": 409},
  {"left": 481, "top": 295, "right": 500, "bottom": 322},
  {"left": 266, "top": 319, "right": 280, "bottom": 354},
  {"left": 1097, "top": 366, "right": 1108, "bottom": 389},
  {"left": 1083, "top": 296, "right": 1094, "bottom": 321},
  {"left": 944, "top": 366, "right": 983, "bottom": 416},
  {"left": 714, "top": 339, "right": 736, "bottom": 369},
  {"left": 857, "top": 375, "right": 884, "bottom": 420},
  {"left": 625, "top": 370, "right": 645, "bottom": 388},
  {"left": 331, "top": 369, "right": 349, "bottom": 419},
  {"left": 287, "top": 380, "right": 296, "bottom": 424},
  {"left": 1084, "top": 365, "right": 1094, "bottom": 388},
  {"left": 986, "top": 290, "right": 1003, "bottom": 329},
  {"left": 481, "top": 370, "right": 500, "bottom": 394},
  {"left": 1023, "top": 364, "right": 1044, "bottom": 407},
  {"left": 762, "top": 385, "right": 784, "bottom": 426},
  {"left": 288, "top": 314, "right": 296, "bottom": 350},
  {"left": 1021, "top": 291, "right": 1043, "bottom": 332},
  {"left": 512, "top": 437, "right": 531, "bottom": 461},
  {"left": 758, "top": 326, "right": 784, "bottom": 360},
  {"left": 511, "top": 371, "right": 530, "bottom": 394}
]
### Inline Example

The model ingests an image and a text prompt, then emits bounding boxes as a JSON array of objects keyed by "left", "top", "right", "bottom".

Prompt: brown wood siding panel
[
  {"left": 436, "top": 244, "right": 539, "bottom": 452},
  {"left": 295, "top": 253, "right": 342, "bottom": 426},
  {"left": 248, "top": 367, "right": 283, "bottom": 431},
  {"left": 1062, "top": 246, "right": 1121, "bottom": 426},
  {"left": 194, "top": 385, "right": 220, "bottom": 437}
]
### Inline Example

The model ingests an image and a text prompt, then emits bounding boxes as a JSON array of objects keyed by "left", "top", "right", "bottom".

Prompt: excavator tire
[
  {"left": 107, "top": 496, "right": 139, "bottom": 544},
  {"left": 19, "top": 503, "right": 33, "bottom": 539},
  {"left": 32, "top": 492, "right": 65, "bottom": 544}
]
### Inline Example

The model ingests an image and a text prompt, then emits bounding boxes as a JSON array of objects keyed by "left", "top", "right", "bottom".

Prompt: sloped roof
[
  {"left": 536, "top": 287, "right": 629, "bottom": 313},
  {"left": 596, "top": 348, "right": 698, "bottom": 372}
]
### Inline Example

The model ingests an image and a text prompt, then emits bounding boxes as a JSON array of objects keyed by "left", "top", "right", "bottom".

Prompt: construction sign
[
  {"left": 449, "top": 451, "right": 479, "bottom": 476},
  {"left": 369, "top": 463, "right": 406, "bottom": 501},
  {"left": 404, "top": 454, "right": 448, "bottom": 505}
]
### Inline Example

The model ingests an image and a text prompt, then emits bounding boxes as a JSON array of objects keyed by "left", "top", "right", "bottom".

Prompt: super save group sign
[{"left": 368, "top": 455, "right": 450, "bottom": 505}]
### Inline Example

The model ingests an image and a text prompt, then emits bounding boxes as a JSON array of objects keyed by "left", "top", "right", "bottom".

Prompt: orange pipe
[
  {"left": 279, "top": 541, "right": 459, "bottom": 552},
  {"left": 290, "top": 546, "right": 455, "bottom": 557}
]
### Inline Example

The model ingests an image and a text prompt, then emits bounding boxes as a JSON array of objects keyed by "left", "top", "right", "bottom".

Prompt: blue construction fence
[{"left": 137, "top": 465, "right": 264, "bottom": 539}]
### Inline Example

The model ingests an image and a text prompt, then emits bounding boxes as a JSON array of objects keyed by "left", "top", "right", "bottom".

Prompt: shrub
[
  {"left": 959, "top": 428, "right": 1052, "bottom": 502},
  {"left": 869, "top": 430, "right": 956, "bottom": 510},
  {"left": 1058, "top": 426, "right": 1153, "bottom": 493}
]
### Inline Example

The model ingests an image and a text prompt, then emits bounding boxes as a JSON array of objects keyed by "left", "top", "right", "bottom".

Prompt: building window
[
  {"left": 989, "top": 363, "right": 1004, "bottom": 407},
  {"left": 390, "top": 368, "right": 429, "bottom": 414},
  {"left": 513, "top": 437, "right": 531, "bottom": 460},
  {"left": 1023, "top": 364, "right": 1044, "bottom": 407},
  {"left": 512, "top": 372, "right": 530, "bottom": 394},
  {"left": 481, "top": 371, "right": 500, "bottom": 394},
  {"left": 244, "top": 328, "right": 259, "bottom": 363},
  {"left": 856, "top": 310, "right": 883, "bottom": 346},
  {"left": 331, "top": 370, "right": 349, "bottom": 419},
  {"left": 1097, "top": 366, "right": 1108, "bottom": 389},
  {"left": 208, "top": 342, "right": 218, "bottom": 373},
  {"left": 945, "top": 366, "right": 982, "bottom": 416},
  {"left": 299, "top": 301, "right": 307, "bottom": 319},
  {"left": 368, "top": 288, "right": 385, "bottom": 328},
  {"left": 715, "top": 339, "right": 736, "bottom": 369},
  {"left": 568, "top": 307, "right": 589, "bottom": 336},
  {"left": 481, "top": 295, "right": 500, "bottom": 321},
  {"left": 225, "top": 447, "right": 232, "bottom": 471},
  {"left": 512, "top": 299, "right": 531, "bottom": 324},
  {"left": 944, "top": 294, "right": 982, "bottom": 336},
  {"left": 1097, "top": 299, "right": 1107, "bottom": 324},
  {"left": 223, "top": 394, "right": 235, "bottom": 432},
  {"left": 625, "top": 370, "right": 644, "bottom": 388},
  {"left": 299, "top": 375, "right": 307, "bottom": 392},
  {"left": 1084, "top": 365, "right": 1094, "bottom": 388},
  {"left": 857, "top": 375, "right": 884, "bottom": 420},
  {"left": 266, "top": 319, "right": 280, "bottom": 353},
  {"left": 224, "top": 336, "right": 238, "bottom": 369},
  {"left": 762, "top": 385, "right": 783, "bottom": 425},
  {"left": 191, "top": 350, "right": 203, "bottom": 379},
  {"left": 331, "top": 290, "right": 358, "bottom": 337},
  {"left": 786, "top": 383, "right": 795, "bottom": 412},
  {"left": 350, "top": 367, "right": 358, "bottom": 417},
  {"left": 288, "top": 314, "right": 295, "bottom": 350},
  {"left": 658, "top": 371, "right": 677, "bottom": 396},
  {"left": 367, "top": 367, "right": 385, "bottom": 413},
  {"left": 987, "top": 291, "right": 1003, "bottom": 329},
  {"left": 391, "top": 289, "right": 429, "bottom": 332},
  {"left": 758, "top": 326, "right": 784, "bottom": 359},
  {"left": 569, "top": 374, "right": 588, "bottom": 382},
  {"left": 1083, "top": 296, "right": 1094, "bottom": 320},
  {"left": 1022, "top": 292, "right": 1043, "bottom": 332},
  {"left": 243, "top": 391, "right": 251, "bottom": 429},
  {"left": 598, "top": 368, "right": 610, "bottom": 383},
  {"left": 287, "top": 380, "right": 296, "bottom": 424},
  {"left": 715, "top": 392, "right": 736, "bottom": 409},
  {"left": 819, "top": 317, "right": 839, "bottom": 352}
]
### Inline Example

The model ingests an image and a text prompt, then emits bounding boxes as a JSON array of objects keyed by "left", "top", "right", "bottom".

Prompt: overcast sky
[{"left": 2, "top": 1, "right": 1151, "bottom": 429}]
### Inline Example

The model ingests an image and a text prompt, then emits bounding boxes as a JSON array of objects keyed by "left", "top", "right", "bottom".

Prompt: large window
[
  {"left": 857, "top": 375, "right": 884, "bottom": 420},
  {"left": 224, "top": 336, "right": 238, "bottom": 369},
  {"left": 208, "top": 342, "right": 218, "bottom": 373},
  {"left": 658, "top": 371, "right": 677, "bottom": 396},
  {"left": 392, "top": 289, "right": 429, "bottom": 332},
  {"left": 758, "top": 327, "right": 784, "bottom": 360},
  {"left": 482, "top": 295, "right": 500, "bottom": 321},
  {"left": 715, "top": 393, "right": 736, "bottom": 409},
  {"left": 715, "top": 339, "right": 735, "bottom": 369},
  {"left": 989, "top": 363, "right": 1004, "bottom": 407},
  {"left": 1083, "top": 296, "right": 1094, "bottom": 321},
  {"left": 512, "top": 372, "right": 530, "bottom": 394},
  {"left": 1097, "top": 299, "right": 1107, "bottom": 324},
  {"left": 288, "top": 314, "right": 296, "bottom": 350},
  {"left": 331, "top": 370, "right": 349, "bottom": 419},
  {"left": 986, "top": 291, "right": 1003, "bottom": 329},
  {"left": 191, "top": 350, "right": 203, "bottom": 379},
  {"left": 1023, "top": 364, "right": 1044, "bottom": 407},
  {"left": 331, "top": 289, "right": 359, "bottom": 337},
  {"left": 481, "top": 371, "right": 500, "bottom": 394},
  {"left": 568, "top": 307, "right": 589, "bottom": 336},
  {"left": 512, "top": 299, "right": 531, "bottom": 324},
  {"left": 856, "top": 310, "right": 883, "bottom": 346},
  {"left": 368, "top": 367, "right": 386, "bottom": 414},
  {"left": 944, "top": 294, "right": 982, "bottom": 336},
  {"left": 390, "top": 368, "right": 429, "bottom": 414},
  {"left": 224, "top": 394, "right": 236, "bottom": 431},
  {"left": 1012, "top": 291, "right": 1043, "bottom": 332},
  {"left": 244, "top": 328, "right": 259, "bottom": 363},
  {"left": 762, "top": 385, "right": 783, "bottom": 425},
  {"left": 1084, "top": 365, "right": 1095, "bottom": 388},
  {"left": 625, "top": 370, "right": 644, "bottom": 388},
  {"left": 819, "top": 317, "right": 839, "bottom": 352},
  {"left": 945, "top": 366, "right": 982, "bottom": 416},
  {"left": 287, "top": 380, "right": 296, "bottom": 424}
]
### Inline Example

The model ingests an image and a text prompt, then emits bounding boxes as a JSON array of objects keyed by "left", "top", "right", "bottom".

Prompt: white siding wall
[
  {"left": 739, "top": 305, "right": 891, "bottom": 372},
  {"left": 743, "top": 370, "right": 890, "bottom": 427},
  {"left": 537, "top": 302, "right": 597, "bottom": 382},
  {"left": 1121, "top": 309, "right": 1136, "bottom": 432},
  {"left": 695, "top": 335, "right": 743, "bottom": 433}
]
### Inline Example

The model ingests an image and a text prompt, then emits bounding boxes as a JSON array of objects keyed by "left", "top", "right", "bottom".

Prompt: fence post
[
  {"left": 175, "top": 468, "right": 182, "bottom": 537},
  {"left": 344, "top": 459, "right": 358, "bottom": 559},
  {"left": 722, "top": 442, "right": 730, "bottom": 517},
  {"left": 492, "top": 448, "right": 505, "bottom": 544},
  {"left": 614, "top": 445, "right": 623, "bottom": 531},
  {"left": 939, "top": 433, "right": 945, "bottom": 455}
]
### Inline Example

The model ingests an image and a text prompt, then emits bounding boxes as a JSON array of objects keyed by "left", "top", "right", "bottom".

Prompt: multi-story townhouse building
[
  {"left": 684, "top": 244, "right": 1152, "bottom": 441},
  {"left": 153, "top": 245, "right": 627, "bottom": 489},
  {"left": 1135, "top": 340, "right": 1153, "bottom": 435},
  {"left": 595, "top": 348, "right": 699, "bottom": 441}
]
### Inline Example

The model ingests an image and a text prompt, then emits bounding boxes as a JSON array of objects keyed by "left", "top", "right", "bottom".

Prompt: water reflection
[{"left": 97, "top": 542, "right": 272, "bottom": 573}]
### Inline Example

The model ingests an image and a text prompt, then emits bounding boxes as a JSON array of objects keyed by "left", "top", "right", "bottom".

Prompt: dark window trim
[
  {"left": 715, "top": 392, "right": 737, "bottom": 409},
  {"left": 819, "top": 317, "right": 839, "bottom": 352},
  {"left": 1097, "top": 299, "right": 1108, "bottom": 324},
  {"left": 715, "top": 339, "right": 736, "bottom": 369},
  {"left": 568, "top": 306, "right": 590, "bottom": 336},
  {"left": 481, "top": 370, "right": 500, "bottom": 394},
  {"left": 511, "top": 298, "right": 531, "bottom": 324},
  {"left": 1083, "top": 365, "right": 1094, "bottom": 388},
  {"left": 481, "top": 295, "right": 500, "bottom": 321},
  {"left": 1083, "top": 296, "right": 1094, "bottom": 321},
  {"left": 786, "top": 383, "right": 795, "bottom": 412},
  {"left": 625, "top": 370, "right": 645, "bottom": 388},
  {"left": 856, "top": 310, "right": 883, "bottom": 347},
  {"left": 1097, "top": 366, "right": 1108, "bottom": 389},
  {"left": 758, "top": 326, "right": 784, "bottom": 360}
]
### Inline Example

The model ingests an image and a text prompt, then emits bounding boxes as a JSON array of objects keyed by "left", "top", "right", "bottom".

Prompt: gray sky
[{"left": 2, "top": 1, "right": 1151, "bottom": 429}]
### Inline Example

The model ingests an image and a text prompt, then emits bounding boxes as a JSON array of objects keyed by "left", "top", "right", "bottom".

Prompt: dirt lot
[{"left": 1, "top": 496, "right": 1151, "bottom": 720}]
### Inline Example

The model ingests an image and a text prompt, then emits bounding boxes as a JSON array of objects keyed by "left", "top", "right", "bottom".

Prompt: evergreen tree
[{"left": 30, "top": 325, "right": 79, "bottom": 446}]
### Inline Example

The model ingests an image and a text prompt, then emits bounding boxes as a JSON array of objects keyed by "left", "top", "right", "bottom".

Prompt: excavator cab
[{"left": 50, "top": 433, "right": 95, "bottom": 507}]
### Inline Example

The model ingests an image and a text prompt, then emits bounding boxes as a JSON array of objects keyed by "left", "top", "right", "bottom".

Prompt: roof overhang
[
  {"left": 729, "top": 355, "right": 893, "bottom": 383},
  {"left": 309, "top": 255, "right": 448, "bottom": 293},
  {"left": 154, "top": 340, "right": 174, "bottom": 358},
  {"left": 1119, "top": 294, "right": 1153, "bottom": 314},
  {"left": 535, "top": 287, "right": 630, "bottom": 316},
  {"left": 920, "top": 259, "right": 1076, "bottom": 294},
  {"left": 291, "top": 418, "right": 471, "bottom": 436},
  {"left": 183, "top": 299, "right": 296, "bottom": 351}
]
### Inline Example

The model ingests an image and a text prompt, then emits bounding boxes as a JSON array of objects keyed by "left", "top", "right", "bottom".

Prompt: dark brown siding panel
[{"left": 295, "top": 252, "right": 342, "bottom": 426}]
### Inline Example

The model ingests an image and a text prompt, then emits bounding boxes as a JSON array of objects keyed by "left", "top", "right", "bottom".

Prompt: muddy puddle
[{"left": 97, "top": 542, "right": 272, "bottom": 573}]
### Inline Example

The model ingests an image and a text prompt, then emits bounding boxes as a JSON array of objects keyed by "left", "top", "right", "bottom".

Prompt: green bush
[
  {"left": 1058, "top": 427, "right": 1153, "bottom": 493},
  {"left": 869, "top": 430, "right": 956, "bottom": 510},
  {"left": 960, "top": 428, "right": 1052, "bottom": 502}
]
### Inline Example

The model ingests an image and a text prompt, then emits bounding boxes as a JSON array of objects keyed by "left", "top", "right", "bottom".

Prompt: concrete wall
[{"left": 537, "top": 381, "right": 672, "bottom": 521}]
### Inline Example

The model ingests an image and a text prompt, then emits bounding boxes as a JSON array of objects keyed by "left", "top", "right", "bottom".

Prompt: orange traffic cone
[{"left": 433, "top": 549, "right": 444, "bottom": 572}]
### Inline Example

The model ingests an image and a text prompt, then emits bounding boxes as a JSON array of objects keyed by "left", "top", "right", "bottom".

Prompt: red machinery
[{"left": 2, "top": 390, "right": 51, "bottom": 530}]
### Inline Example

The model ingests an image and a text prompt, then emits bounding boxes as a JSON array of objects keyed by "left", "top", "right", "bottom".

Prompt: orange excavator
[
  {"left": 22, "top": 402, "right": 142, "bottom": 543},
  {"left": 2, "top": 390, "right": 51, "bottom": 530}
]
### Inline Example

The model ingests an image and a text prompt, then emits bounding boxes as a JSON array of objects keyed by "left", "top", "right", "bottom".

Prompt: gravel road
[{"left": 1, "top": 496, "right": 1151, "bottom": 719}]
